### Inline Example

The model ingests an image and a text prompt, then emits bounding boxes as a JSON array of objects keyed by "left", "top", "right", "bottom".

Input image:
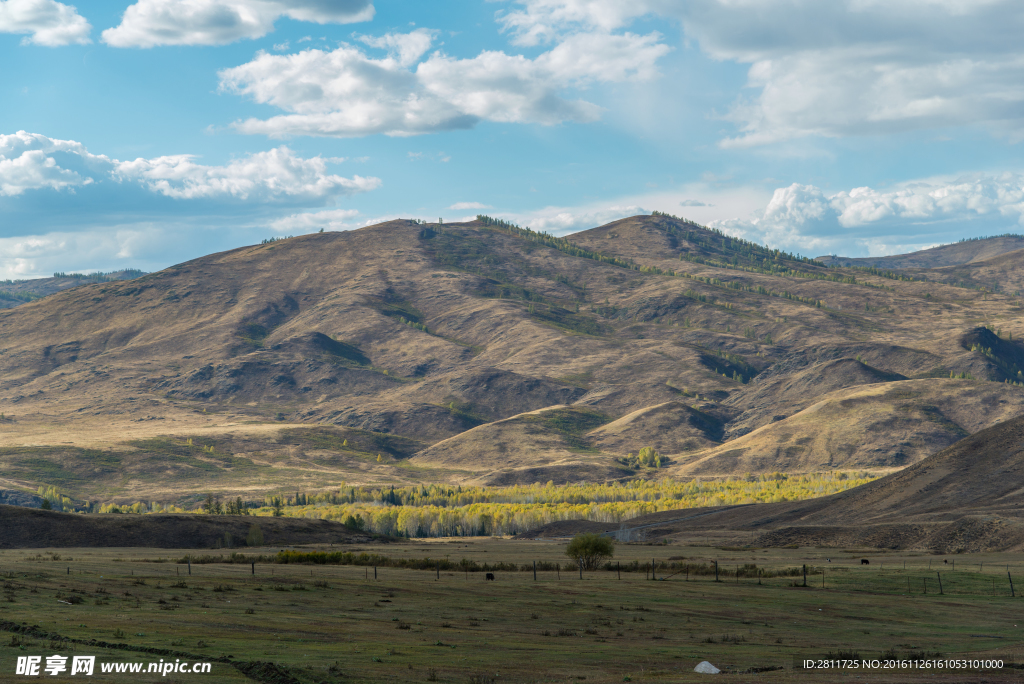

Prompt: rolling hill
[
  {"left": 1, "top": 214, "right": 1024, "bottom": 509},
  {"left": 525, "top": 414, "right": 1024, "bottom": 551},
  {"left": 814, "top": 235, "right": 1024, "bottom": 269}
]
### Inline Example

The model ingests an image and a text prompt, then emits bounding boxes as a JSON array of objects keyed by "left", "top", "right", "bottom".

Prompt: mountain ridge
[{"left": 0, "top": 216, "right": 1022, "bottom": 508}]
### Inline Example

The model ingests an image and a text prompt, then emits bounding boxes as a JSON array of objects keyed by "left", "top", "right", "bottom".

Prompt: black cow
[
  {"left": 861, "top": 559, "right": 870, "bottom": 565},
  {"left": 485, "top": 573, "right": 495, "bottom": 581}
]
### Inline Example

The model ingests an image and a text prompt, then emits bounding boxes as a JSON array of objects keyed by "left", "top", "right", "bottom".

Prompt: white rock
[{"left": 694, "top": 661, "right": 721, "bottom": 674}]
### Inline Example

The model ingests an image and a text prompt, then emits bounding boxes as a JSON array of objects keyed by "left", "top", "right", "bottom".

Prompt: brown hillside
[
  {"left": 670, "top": 379, "right": 1024, "bottom": 475},
  {"left": 904, "top": 246, "right": 1024, "bottom": 295},
  {"left": 526, "top": 414, "right": 1024, "bottom": 551},
  {"left": 0, "top": 505, "right": 372, "bottom": 549},
  {"left": 409, "top": 405, "right": 630, "bottom": 485},
  {"left": 1, "top": 215, "right": 1024, "bottom": 504},
  {"left": 585, "top": 401, "right": 723, "bottom": 455},
  {"left": 814, "top": 235, "right": 1024, "bottom": 269}
]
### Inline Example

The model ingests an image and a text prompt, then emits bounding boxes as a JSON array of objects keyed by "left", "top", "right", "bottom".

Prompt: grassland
[{"left": 2, "top": 540, "right": 1023, "bottom": 683}]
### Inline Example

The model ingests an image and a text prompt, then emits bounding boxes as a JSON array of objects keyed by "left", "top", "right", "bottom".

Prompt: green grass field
[{"left": 1, "top": 541, "right": 1023, "bottom": 683}]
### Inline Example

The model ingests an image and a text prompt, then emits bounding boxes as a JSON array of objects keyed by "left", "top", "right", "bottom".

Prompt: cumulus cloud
[
  {"left": 101, "top": 0, "right": 374, "bottom": 48},
  {"left": 0, "top": 131, "right": 380, "bottom": 203},
  {"left": 112, "top": 146, "right": 380, "bottom": 200},
  {"left": 711, "top": 174, "right": 1024, "bottom": 255},
  {"left": 0, "top": 0, "right": 91, "bottom": 45},
  {"left": 269, "top": 207, "right": 359, "bottom": 232},
  {"left": 449, "top": 201, "right": 490, "bottom": 210},
  {"left": 218, "top": 27, "right": 669, "bottom": 137},
  {"left": 0, "top": 131, "right": 109, "bottom": 195}
]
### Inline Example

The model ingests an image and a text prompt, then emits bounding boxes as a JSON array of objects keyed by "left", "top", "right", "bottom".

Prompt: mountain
[
  {"left": 0, "top": 269, "right": 146, "bottom": 309},
  {"left": 815, "top": 235, "right": 1024, "bottom": 269},
  {"left": 1, "top": 215, "right": 1024, "bottom": 507}
]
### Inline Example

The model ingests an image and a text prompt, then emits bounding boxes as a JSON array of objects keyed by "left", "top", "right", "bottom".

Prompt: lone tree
[{"left": 565, "top": 533, "right": 615, "bottom": 571}]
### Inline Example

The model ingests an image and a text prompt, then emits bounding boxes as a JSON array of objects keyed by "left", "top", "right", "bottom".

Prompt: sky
[{"left": 4, "top": 0, "right": 1024, "bottom": 278}]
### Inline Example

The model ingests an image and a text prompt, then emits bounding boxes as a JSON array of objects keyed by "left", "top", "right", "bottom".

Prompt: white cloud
[
  {"left": 0, "top": 0, "right": 91, "bottom": 46},
  {"left": 0, "top": 150, "right": 88, "bottom": 195},
  {"left": 0, "top": 227, "right": 167, "bottom": 280},
  {"left": 498, "top": 0, "right": 664, "bottom": 46},
  {"left": 101, "top": 0, "right": 374, "bottom": 48},
  {"left": 710, "top": 174, "right": 1024, "bottom": 255},
  {"left": 0, "top": 131, "right": 109, "bottom": 195},
  {"left": 679, "top": 199, "right": 710, "bottom": 207},
  {"left": 0, "top": 132, "right": 380, "bottom": 202},
  {"left": 269, "top": 207, "right": 359, "bottom": 232},
  {"left": 357, "top": 28, "right": 435, "bottom": 67},
  {"left": 112, "top": 146, "right": 379, "bottom": 200},
  {"left": 449, "top": 201, "right": 490, "bottom": 210},
  {"left": 505, "top": 1, "right": 1024, "bottom": 146},
  {"left": 218, "top": 28, "right": 669, "bottom": 137},
  {"left": 678, "top": 0, "right": 1024, "bottom": 146}
]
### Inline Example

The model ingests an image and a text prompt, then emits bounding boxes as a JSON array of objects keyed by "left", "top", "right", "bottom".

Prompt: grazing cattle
[
  {"left": 826, "top": 558, "right": 831, "bottom": 563},
  {"left": 485, "top": 573, "right": 495, "bottom": 581},
  {"left": 861, "top": 559, "right": 870, "bottom": 565},
  {"left": 943, "top": 559, "right": 948, "bottom": 564}
]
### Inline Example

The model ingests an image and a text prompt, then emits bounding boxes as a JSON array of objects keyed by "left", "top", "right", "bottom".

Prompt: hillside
[
  {"left": 1, "top": 215, "right": 1024, "bottom": 508},
  {"left": 0, "top": 504, "right": 372, "bottom": 548},
  {"left": 815, "top": 235, "right": 1024, "bottom": 269},
  {"left": 0, "top": 269, "right": 146, "bottom": 309},
  {"left": 525, "top": 414, "right": 1024, "bottom": 551}
]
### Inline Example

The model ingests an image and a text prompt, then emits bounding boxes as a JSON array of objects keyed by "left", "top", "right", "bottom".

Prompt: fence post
[
  {"left": 534, "top": 561, "right": 537, "bottom": 581},
  {"left": 1009, "top": 572, "right": 1016, "bottom": 598},
  {"left": 579, "top": 559, "right": 583, "bottom": 580},
  {"left": 803, "top": 564, "right": 807, "bottom": 587},
  {"left": 188, "top": 557, "right": 191, "bottom": 576},
  {"left": 652, "top": 558, "right": 656, "bottom": 581},
  {"left": 251, "top": 562, "right": 255, "bottom": 576},
  {"left": 374, "top": 566, "right": 377, "bottom": 580},
  {"left": 714, "top": 560, "right": 719, "bottom": 582},
  {"left": 617, "top": 562, "right": 620, "bottom": 580},
  {"left": 936, "top": 572, "right": 943, "bottom": 595},
  {"left": 436, "top": 562, "right": 439, "bottom": 581}
]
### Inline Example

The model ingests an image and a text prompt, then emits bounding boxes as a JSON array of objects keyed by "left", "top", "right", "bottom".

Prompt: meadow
[{"left": 2, "top": 539, "right": 1023, "bottom": 683}]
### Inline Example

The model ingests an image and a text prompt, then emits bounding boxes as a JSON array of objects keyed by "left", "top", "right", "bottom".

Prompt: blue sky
[{"left": 3, "top": 0, "right": 1024, "bottom": 278}]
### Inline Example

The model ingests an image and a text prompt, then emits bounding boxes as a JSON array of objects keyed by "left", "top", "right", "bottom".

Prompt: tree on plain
[{"left": 565, "top": 533, "right": 615, "bottom": 571}]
